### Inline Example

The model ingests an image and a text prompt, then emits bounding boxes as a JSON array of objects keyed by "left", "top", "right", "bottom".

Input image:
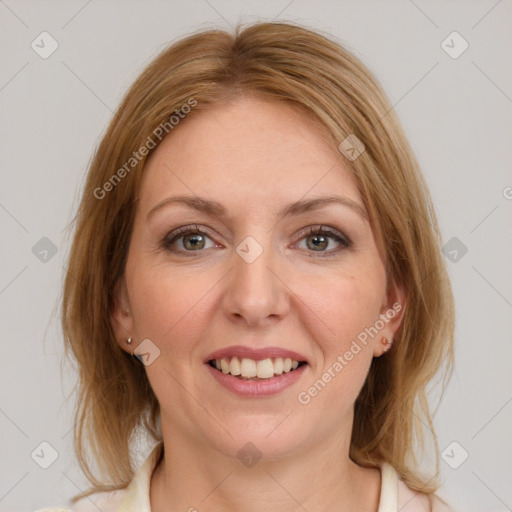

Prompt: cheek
[
  {"left": 126, "top": 258, "right": 215, "bottom": 352},
  {"left": 297, "top": 273, "right": 383, "bottom": 412},
  {"left": 304, "top": 268, "right": 385, "bottom": 353}
]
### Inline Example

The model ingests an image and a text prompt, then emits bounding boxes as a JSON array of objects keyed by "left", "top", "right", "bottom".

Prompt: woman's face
[{"left": 113, "top": 96, "right": 403, "bottom": 460}]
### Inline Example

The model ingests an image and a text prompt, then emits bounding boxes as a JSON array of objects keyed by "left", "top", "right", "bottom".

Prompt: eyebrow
[{"left": 147, "top": 194, "right": 368, "bottom": 222}]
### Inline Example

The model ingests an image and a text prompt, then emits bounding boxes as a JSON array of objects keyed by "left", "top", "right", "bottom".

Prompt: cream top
[{"left": 35, "top": 442, "right": 453, "bottom": 512}]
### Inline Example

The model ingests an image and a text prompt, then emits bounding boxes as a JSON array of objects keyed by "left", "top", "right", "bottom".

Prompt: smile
[
  {"left": 205, "top": 358, "right": 308, "bottom": 398},
  {"left": 209, "top": 356, "right": 306, "bottom": 379}
]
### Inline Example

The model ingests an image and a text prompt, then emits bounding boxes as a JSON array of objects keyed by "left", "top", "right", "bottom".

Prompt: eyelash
[{"left": 160, "top": 224, "right": 352, "bottom": 258}]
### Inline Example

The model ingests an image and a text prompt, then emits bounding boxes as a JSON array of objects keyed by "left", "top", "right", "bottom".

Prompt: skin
[{"left": 112, "top": 96, "right": 406, "bottom": 511}]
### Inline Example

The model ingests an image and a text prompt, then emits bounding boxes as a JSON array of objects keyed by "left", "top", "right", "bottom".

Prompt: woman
[{"left": 38, "top": 21, "right": 455, "bottom": 511}]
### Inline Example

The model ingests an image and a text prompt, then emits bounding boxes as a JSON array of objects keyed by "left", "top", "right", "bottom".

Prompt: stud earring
[
  {"left": 382, "top": 337, "right": 393, "bottom": 351},
  {"left": 126, "top": 337, "right": 132, "bottom": 345}
]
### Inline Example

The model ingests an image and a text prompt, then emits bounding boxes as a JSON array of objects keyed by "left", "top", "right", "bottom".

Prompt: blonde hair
[{"left": 62, "top": 21, "right": 454, "bottom": 502}]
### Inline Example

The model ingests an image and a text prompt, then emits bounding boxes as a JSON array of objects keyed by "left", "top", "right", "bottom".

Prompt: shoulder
[
  {"left": 397, "top": 479, "right": 455, "bottom": 512},
  {"left": 34, "top": 509, "right": 71, "bottom": 512},
  {"left": 34, "top": 488, "right": 126, "bottom": 512},
  {"left": 34, "top": 442, "right": 163, "bottom": 512}
]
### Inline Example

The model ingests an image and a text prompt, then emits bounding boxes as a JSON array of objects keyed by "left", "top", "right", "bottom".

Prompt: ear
[
  {"left": 372, "top": 281, "right": 406, "bottom": 358},
  {"left": 111, "top": 277, "right": 135, "bottom": 354}
]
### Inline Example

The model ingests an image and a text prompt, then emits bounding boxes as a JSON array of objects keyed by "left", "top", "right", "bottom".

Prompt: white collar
[{"left": 117, "top": 442, "right": 398, "bottom": 511}]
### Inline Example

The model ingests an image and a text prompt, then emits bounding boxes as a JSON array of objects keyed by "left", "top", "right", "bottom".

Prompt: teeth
[
  {"left": 256, "top": 358, "right": 274, "bottom": 379},
  {"left": 212, "top": 357, "right": 303, "bottom": 379},
  {"left": 240, "top": 358, "right": 257, "bottom": 378},
  {"left": 229, "top": 356, "right": 241, "bottom": 376}
]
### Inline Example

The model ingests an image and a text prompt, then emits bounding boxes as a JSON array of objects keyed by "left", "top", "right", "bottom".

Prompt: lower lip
[{"left": 205, "top": 363, "right": 307, "bottom": 398}]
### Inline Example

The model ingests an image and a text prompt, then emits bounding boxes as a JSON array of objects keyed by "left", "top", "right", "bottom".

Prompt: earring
[
  {"left": 382, "top": 337, "right": 393, "bottom": 352},
  {"left": 126, "top": 337, "right": 132, "bottom": 345}
]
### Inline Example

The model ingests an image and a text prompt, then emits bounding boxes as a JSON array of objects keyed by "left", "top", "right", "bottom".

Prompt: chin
[{"left": 207, "top": 414, "right": 312, "bottom": 462}]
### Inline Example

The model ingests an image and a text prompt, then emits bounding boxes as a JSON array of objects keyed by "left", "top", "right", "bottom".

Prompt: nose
[{"left": 222, "top": 237, "right": 290, "bottom": 328}]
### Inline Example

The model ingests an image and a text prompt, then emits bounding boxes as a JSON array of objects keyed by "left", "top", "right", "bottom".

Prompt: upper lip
[{"left": 205, "top": 345, "right": 308, "bottom": 363}]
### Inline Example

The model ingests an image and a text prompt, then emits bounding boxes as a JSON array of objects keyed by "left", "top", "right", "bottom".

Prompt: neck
[{"left": 149, "top": 419, "right": 381, "bottom": 511}]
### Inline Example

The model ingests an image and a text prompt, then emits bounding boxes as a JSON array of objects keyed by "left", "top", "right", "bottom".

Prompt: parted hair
[{"left": 62, "top": 21, "right": 454, "bottom": 502}]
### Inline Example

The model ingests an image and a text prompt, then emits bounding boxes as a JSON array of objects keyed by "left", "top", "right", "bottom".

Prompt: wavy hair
[{"left": 62, "top": 21, "right": 455, "bottom": 502}]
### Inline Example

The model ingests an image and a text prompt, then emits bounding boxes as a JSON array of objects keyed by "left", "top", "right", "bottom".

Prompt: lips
[
  {"left": 205, "top": 358, "right": 308, "bottom": 397},
  {"left": 204, "top": 345, "right": 308, "bottom": 364},
  {"left": 203, "top": 345, "right": 309, "bottom": 396}
]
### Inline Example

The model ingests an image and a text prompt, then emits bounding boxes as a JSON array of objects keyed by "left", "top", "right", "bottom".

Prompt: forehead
[{"left": 139, "top": 97, "right": 363, "bottom": 216}]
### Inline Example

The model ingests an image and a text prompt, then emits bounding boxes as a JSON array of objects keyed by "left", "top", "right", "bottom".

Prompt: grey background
[{"left": 1, "top": 1, "right": 511, "bottom": 511}]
